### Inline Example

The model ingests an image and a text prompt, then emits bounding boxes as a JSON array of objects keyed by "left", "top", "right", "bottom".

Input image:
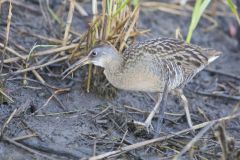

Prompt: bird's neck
[
  {"left": 103, "top": 54, "right": 124, "bottom": 77},
  {"left": 103, "top": 55, "right": 126, "bottom": 89}
]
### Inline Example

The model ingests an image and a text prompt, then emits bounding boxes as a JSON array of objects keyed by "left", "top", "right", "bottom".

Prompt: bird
[{"left": 62, "top": 37, "right": 222, "bottom": 132}]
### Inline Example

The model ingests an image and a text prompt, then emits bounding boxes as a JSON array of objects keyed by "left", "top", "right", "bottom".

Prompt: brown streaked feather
[{"left": 122, "top": 37, "right": 222, "bottom": 88}]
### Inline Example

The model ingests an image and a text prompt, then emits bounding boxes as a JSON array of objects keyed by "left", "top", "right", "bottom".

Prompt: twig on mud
[
  {"left": 197, "top": 107, "right": 210, "bottom": 122},
  {"left": 7, "top": 75, "right": 67, "bottom": 111},
  {"left": 195, "top": 90, "right": 240, "bottom": 101},
  {"left": 35, "top": 109, "right": 84, "bottom": 117},
  {"left": 2, "top": 55, "right": 69, "bottom": 77},
  {"left": 0, "top": 42, "right": 25, "bottom": 60},
  {"left": 155, "top": 144, "right": 180, "bottom": 155},
  {"left": 12, "top": 133, "right": 38, "bottom": 141},
  {"left": 173, "top": 121, "right": 216, "bottom": 159},
  {"left": 0, "top": 32, "right": 28, "bottom": 53},
  {"left": 91, "top": 106, "right": 111, "bottom": 120},
  {"left": 93, "top": 138, "right": 97, "bottom": 157},
  {"left": 205, "top": 68, "right": 240, "bottom": 80},
  {"left": 38, "top": 72, "right": 81, "bottom": 82},
  {"left": 14, "top": 99, "right": 32, "bottom": 116},
  {"left": 119, "top": 130, "right": 128, "bottom": 147},
  {"left": 214, "top": 124, "right": 236, "bottom": 160},
  {"left": 42, "top": 88, "right": 69, "bottom": 108},
  {"left": 20, "top": 120, "right": 43, "bottom": 141},
  {"left": 0, "top": 88, "right": 14, "bottom": 103},
  {"left": 123, "top": 105, "right": 149, "bottom": 115},
  {"left": 109, "top": 118, "right": 126, "bottom": 133},
  {"left": 88, "top": 113, "right": 240, "bottom": 160},
  {"left": 2, "top": 136, "right": 57, "bottom": 160},
  {"left": 32, "top": 96, "right": 64, "bottom": 114},
  {"left": 123, "top": 105, "right": 184, "bottom": 117},
  {"left": 32, "top": 69, "right": 67, "bottom": 110},
  {"left": 3, "top": 43, "right": 78, "bottom": 64},
  {"left": 21, "top": 140, "right": 85, "bottom": 159},
  {"left": 7, "top": 77, "right": 65, "bottom": 90},
  {"left": 0, "top": 109, "right": 17, "bottom": 137}
]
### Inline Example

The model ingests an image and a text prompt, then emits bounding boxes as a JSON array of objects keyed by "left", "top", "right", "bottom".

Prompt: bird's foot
[
  {"left": 133, "top": 120, "right": 154, "bottom": 132},
  {"left": 127, "top": 120, "right": 154, "bottom": 138}
]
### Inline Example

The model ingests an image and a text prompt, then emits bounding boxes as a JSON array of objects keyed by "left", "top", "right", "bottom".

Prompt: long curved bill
[{"left": 62, "top": 56, "right": 90, "bottom": 79}]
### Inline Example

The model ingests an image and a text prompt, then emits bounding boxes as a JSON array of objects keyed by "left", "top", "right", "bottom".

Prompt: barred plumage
[
  {"left": 64, "top": 37, "right": 222, "bottom": 131},
  {"left": 99, "top": 37, "right": 219, "bottom": 92}
]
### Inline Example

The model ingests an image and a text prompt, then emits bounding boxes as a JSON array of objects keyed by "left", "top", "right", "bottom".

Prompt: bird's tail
[{"left": 203, "top": 48, "right": 222, "bottom": 64}]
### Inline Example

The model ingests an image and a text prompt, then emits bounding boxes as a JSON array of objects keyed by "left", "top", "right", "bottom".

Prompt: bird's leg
[
  {"left": 133, "top": 77, "right": 170, "bottom": 133},
  {"left": 174, "top": 89, "right": 193, "bottom": 129},
  {"left": 144, "top": 92, "right": 163, "bottom": 130},
  {"left": 155, "top": 84, "right": 170, "bottom": 136},
  {"left": 133, "top": 93, "right": 162, "bottom": 132}
]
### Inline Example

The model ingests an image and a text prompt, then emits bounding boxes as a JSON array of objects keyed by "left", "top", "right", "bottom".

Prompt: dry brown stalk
[
  {"left": 3, "top": 136, "right": 57, "bottom": 160},
  {"left": 1, "top": 0, "right": 13, "bottom": 72},
  {"left": 0, "top": 42, "right": 25, "bottom": 59},
  {"left": 214, "top": 123, "right": 238, "bottom": 160},
  {"left": 31, "top": 69, "right": 66, "bottom": 110},
  {"left": 89, "top": 113, "right": 240, "bottom": 160},
  {"left": 0, "top": 88, "right": 14, "bottom": 103},
  {"left": 35, "top": 109, "right": 83, "bottom": 117},
  {"left": 0, "top": 109, "right": 17, "bottom": 137},
  {"left": 119, "top": 6, "right": 139, "bottom": 52},
  {"left": 3, "top": 44, "right": 78, "bottom": 64},
  {"left": 62, "top": 0, "right": 76, "bottom": 49},
  {"left": 174, "top": 121, "right": 215, "bottom": 159},
  {"left": 2, "top": 56, "right": 69, "bottom": 77},
  {"left": 12, "top": 133, "right": 38, "bottom": 141},
  {"left": 17, "top": 30, "right": 62, "bottom": 44},
  {"left": 75, "top": 1, "right": 88, "bottom": 16}
]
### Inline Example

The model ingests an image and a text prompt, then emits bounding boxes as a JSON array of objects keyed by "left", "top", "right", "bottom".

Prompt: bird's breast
[{"left": 104, "top": 68, "right": 164, "bottom": 92}]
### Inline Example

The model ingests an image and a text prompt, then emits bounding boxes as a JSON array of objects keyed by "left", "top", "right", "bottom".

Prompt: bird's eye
[{"left": 91, "top": 51, "right": 97, "bottom": 56}]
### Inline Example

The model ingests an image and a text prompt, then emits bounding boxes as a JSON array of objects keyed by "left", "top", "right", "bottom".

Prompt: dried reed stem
[
  {"left": 89, "top": 113, "right": 240, "bottom": 160},
  {"left": 1, "top": 0, "right": 12, "bottom": 72},
  {"left": 62, "top": 0, "right": 76, "bottom": 50}
]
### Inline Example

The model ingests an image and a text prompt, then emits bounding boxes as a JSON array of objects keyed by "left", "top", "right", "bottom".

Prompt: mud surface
[{"left": 0, "top": 1, "right": 240, "bottom": 160}]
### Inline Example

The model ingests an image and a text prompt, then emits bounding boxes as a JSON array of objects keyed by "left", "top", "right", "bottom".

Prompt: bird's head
[
  {"left": 86, "top": 44, "right": 120, "bottom": 68},
  {"left": 62, "top": 44, "right": 120, "bottom": 78}
]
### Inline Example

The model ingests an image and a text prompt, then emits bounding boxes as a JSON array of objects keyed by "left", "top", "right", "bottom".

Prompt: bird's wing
[
  {"left": 123, "top": 37, "right": 220, "bottom": 84},
  {"left": 124, "top": 37, "right": 210, "bottom": 59}
]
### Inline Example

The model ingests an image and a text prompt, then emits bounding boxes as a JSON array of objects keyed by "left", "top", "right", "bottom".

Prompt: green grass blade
[
  {"left": 132, "top": 0, "right": 139, "bottom": 7},
  {"left": 28, "top": 44, "right": 58, "bottom": 61},
  {"left": 186, "top": 0, "right": 211, "bottom": 43},
  {"left": 47, "top": 7, "right": 63, "bottom": 25},
  {"left": 226, "top": 0, "right": 240, "bottom": 25},
  {"left": 113, "top": 0, "right": 129, "bottom": 17}
]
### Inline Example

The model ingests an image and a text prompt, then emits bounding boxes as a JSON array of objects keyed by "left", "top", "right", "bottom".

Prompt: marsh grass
[
  {"left": 226, "top": 0, "right": 240, "bottom": 25},
  {"left": 0, "top": 1, "right": 240, "bottom": 159},
  {"left": 0, "top": 0, "right": 144, "bottom": 100},
  {"left": 186, "top": 0, "right": 211, "bottom": 43},
  {"left": 186, "top": 0, "right": 240, "bottom": 43},
  {"left": 69, "top": 0, "right": 142, "bottom": 93},
  {"left": 1, "top": 0, "right": 239, "bottom": 99},
  {"left": 0, "top": 0, "right": 13, "bottom": 103},
  {"left": 0, "top": 0, "right": 239, "bottom": 101}
]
